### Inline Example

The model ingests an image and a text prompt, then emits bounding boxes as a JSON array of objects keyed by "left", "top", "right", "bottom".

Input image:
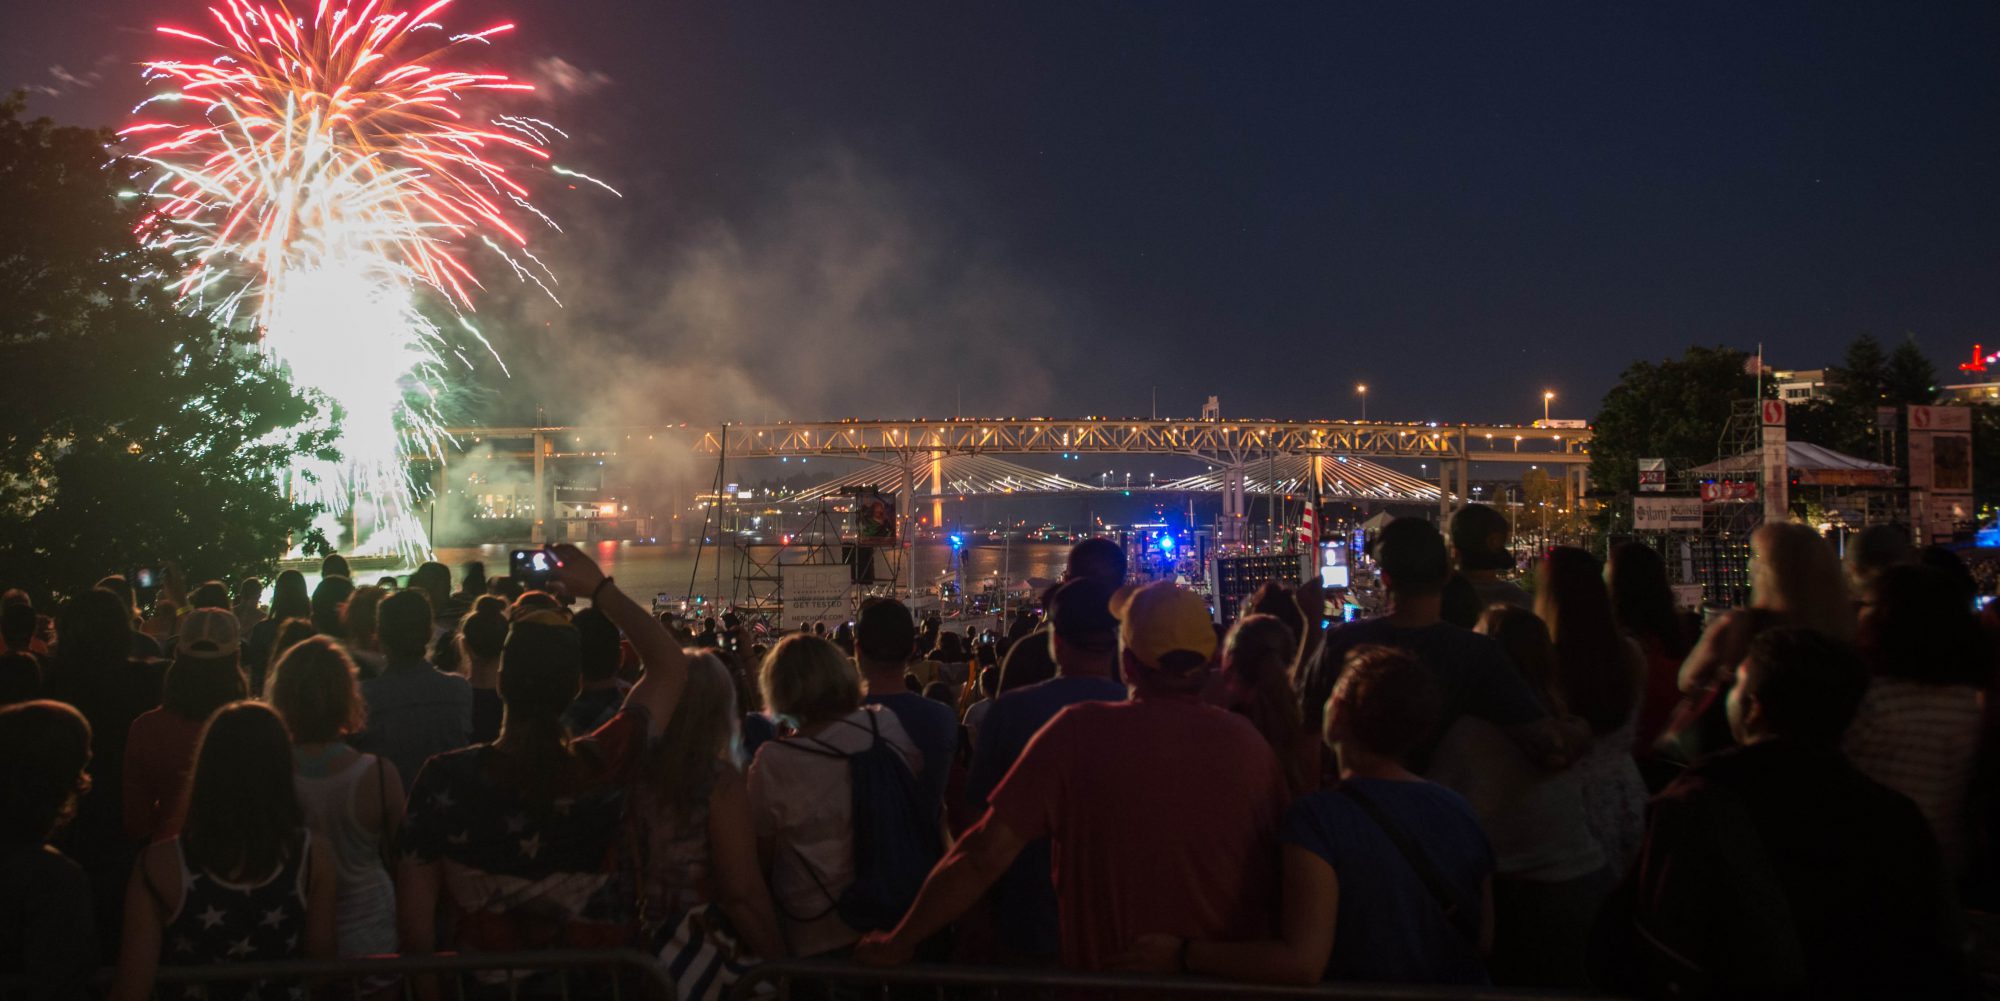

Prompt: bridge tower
[{"left": 1220, "top": 464, "right": 1248, "bottom": 544}]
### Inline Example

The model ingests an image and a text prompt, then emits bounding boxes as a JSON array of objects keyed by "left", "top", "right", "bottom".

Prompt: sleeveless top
[
  {"left": 156, "top": 831, "right": 312, "bottom": 1001},
  {"left": 293, "top": 751, "right": 398, "bottom": 957}
]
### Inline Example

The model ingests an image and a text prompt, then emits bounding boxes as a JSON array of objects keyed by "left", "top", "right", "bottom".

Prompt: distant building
[
  {"left": 1771, "top": 368, "right": 1833, "bottom": 402},
  {"left": 1941, "top": 380, "right": 1999, "bottom": 404}
]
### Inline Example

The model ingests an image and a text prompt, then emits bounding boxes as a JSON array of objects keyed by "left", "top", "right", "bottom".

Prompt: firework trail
[{"left": 123, "top": 0, "right": 591, "bottom": 561}]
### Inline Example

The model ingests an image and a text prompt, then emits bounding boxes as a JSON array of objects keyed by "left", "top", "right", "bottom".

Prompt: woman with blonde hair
[
  {"left": 267, "top": 637, "right": 402, "bottom": 963},
  {"left": 1680, "top": 522, "right": 1851, "bottom": 694},
  {"left": 1658, "top": 523, "right": 1852, "bottom": 769},
  {"left": 747, "top": 635, "right": 921, "bottom": 958},
  {"left": 632, "top": 651, "right": 785, "bottom": 959}
]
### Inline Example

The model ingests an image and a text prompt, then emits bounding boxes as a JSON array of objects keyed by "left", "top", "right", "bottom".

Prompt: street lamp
[
  {"left": 1542, "top": 390, "right": 1555, "bottom": 424},
  {"left": 1356, "top": 384, "right": 1368, "bottom": 421}
]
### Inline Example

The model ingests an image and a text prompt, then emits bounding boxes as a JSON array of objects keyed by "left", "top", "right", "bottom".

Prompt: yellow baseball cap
[{"left": 1109, "top": 581, "right": 1217, "bottom": 671}]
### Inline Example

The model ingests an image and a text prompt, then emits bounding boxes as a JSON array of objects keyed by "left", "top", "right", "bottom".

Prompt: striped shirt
[{"left": 1843, "top": 678, "right": 1984, "bottom": 875}]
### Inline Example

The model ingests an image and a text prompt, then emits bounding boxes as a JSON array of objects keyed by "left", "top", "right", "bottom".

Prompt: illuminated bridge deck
[{"left": 444, "top": 418, "right": 1589, "bottom": 465}]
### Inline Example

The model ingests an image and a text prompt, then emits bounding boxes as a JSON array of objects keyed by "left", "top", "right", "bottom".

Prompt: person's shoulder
[
  {"left": 839, "top": 703, "right": 911, "bottom": 749},
  {"left": 1282, "top": 787, "right": 1354, "bottom": 833},
  {"left": 1180, "top": 697, "right": 1275, "bottom": 742},
  {"left": 128, "top": 705, "right": 172, "bottom": 738},
  {"left": 1422, "top": 621, "right": 1506, "bottom": 658},
  {"left": 1001, "top": 632, "right": 1053, "bottom": 664},
  {"left": 410, "top": 744, "right": 485, "bottom": 787},
  {"left": 1396, "top": 777, "right": 1482, "bottom": 822},
  {"left": 1325, "top": 617, "right": 1394, "bottom": 645},
  {"left": 1658, "top": 744, "right": 1753, "bottom": 806},
  {"left": 907, "top": 692, "right": 958, "bottom": 726},
  {"left": 1046, "top": 696, "right": 1119, "bottom": 724},
  {"left": 876, "top": 691, "right": 956, "bottom": 730},
  {"left": 991, "top": 676, "right": 1055, "bottom": 710}
]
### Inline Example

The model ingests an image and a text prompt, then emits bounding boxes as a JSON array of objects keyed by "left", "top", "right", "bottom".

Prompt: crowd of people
[{"left": 1, "top": 509, "right": 1996, "bottom": 999}]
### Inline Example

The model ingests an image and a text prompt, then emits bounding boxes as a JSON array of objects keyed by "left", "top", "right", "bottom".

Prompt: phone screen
[
  {"left": 134, "top": 568, "right": 159, "bottom": 590},
  {"left": 510, "top": 548, "right": 558, "bottom": 585}
]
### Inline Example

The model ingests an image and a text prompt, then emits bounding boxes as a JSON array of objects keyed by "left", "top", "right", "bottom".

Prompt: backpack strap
[
  {"left": 1339, "top": 783, "right": 1481, "bottom": 945},
  {"left": 764, "top": 711, "right": 881, "bottom": 759},
  {"left": 772, "top": 844, "right": 844, "bottom": 925}
]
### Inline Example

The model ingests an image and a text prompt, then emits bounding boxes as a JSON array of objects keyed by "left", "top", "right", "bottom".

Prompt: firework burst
[{"left": 124, "top": 0, "right": 588, "bottom": 560}]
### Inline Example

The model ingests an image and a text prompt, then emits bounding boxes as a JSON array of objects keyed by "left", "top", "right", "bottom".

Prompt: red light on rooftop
[{"left": 1962, "top": 344, "right": 1993, "bottom": 374}]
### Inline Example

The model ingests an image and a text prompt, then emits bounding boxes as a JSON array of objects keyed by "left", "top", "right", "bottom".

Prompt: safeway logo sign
[
  {"left": 1761, "top": 400, "right": 1786, "bottom": 426},
  {"left": 1701, "top": 481, "right": 1759, "bottom": 503},
  {"left": 1908, "top": 405, "right": 1972, "bottom": 431}
]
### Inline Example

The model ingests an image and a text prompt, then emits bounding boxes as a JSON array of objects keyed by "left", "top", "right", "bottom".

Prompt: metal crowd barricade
[
  {"left": 727, "top": 958, "right": 1632, "bottom": 1001},
  {"left": 0, "top": 948, "right": 674, "bottom": 1001}
]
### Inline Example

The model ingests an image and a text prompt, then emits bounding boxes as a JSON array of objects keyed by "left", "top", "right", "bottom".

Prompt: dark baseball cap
[{"left": 1047, "top": 578, "right": 1118, "bottom": 649}]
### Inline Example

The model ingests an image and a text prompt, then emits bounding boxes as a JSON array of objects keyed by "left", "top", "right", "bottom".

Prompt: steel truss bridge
[{"left": 440, "top": 418, "right": 1590, "bottom": 544}]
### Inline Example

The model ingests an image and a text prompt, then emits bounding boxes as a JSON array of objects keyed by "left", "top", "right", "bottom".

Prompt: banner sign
[
  {"left": 1908, "top": 405, "right": 1974, "bottom": 542},
  {"left": 1638, "top": 458, "right": 1667, "bottom": 493},
  {"left": 1700, "top": 481, "right": 1759, "bottom": 503},
  {"left": 781, "top": 564, "right": 854, "bottom": 629},
  {"left": 1909, "top": 405, "right": 1973, "bottom": 432},
  {"left": 1761, "top": 401, "right": 1788, "bottom": 522},
  {"left": 1634, "top": 497, "right": 1702, "bottom": 531}
]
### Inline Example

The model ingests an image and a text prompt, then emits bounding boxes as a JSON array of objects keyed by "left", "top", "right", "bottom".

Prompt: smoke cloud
[
  {"left": 435, "top": 143, "right": 1089, "bottom": 535},
  {"left": 472, "top": 146, "right": 1081, "bottom": 430}
]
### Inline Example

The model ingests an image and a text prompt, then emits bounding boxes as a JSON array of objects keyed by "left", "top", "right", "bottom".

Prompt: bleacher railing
[
  {"left": 1, "top": 951, "right": 1641, "bottom": 1001},
  {"left": 0, "top": 948, "right": 672, "bottom": 1001},
  {"left": 728, "top": 958, "right": 1631, "bottom": 1000}
]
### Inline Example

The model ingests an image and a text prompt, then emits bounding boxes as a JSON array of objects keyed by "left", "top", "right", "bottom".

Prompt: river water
[{"left": 435, "top": 540, "right": 1074, "bottom": 607}]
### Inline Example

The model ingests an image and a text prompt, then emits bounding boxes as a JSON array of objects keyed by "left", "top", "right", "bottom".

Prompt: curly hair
[{"left": 267, "top": 637, "right": 367, "bottom": 743}]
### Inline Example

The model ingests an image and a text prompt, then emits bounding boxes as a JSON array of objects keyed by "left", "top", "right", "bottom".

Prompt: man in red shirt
[{"left": 855, "top": 581, "right": 1288, "bottom": 971}]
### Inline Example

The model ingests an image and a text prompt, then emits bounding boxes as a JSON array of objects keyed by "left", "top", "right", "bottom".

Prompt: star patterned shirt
[
  {"left": 400, "top": 708, "right": 649, "bottom": 952},
  {"left": 158, "top": 830, "right": 312, "bottom": 1001}
]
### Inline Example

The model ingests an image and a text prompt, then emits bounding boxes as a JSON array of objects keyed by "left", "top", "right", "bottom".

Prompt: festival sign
[
  {"left": 1700, "top": 481, "right": 1759, "bottom": 503},
  {"left": 1761, "top": 400, "right": 1788, "bottom": 523},
  {"left": 781, "top": 564, "right": 855, "bottom": 629},
  {"left": 1909, "top": 405, "right": 1974, "bottom": 542},
  {"left": 1638, "top": 458, "right": 1667, "bottom": 493},
  {"left": 1634, "top": 497, "right": 1702, "bottom": 531}
]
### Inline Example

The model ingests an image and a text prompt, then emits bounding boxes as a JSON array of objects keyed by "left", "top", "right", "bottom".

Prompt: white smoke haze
[
  {"left": 529, "top": 57, "right": 613, "bottom": 100},
  {"left": 446, "top": 145, "right": 1091, "bottom": 527},
  {"left": 481, "top": 146, "right": 1081, "bottom": 429}
]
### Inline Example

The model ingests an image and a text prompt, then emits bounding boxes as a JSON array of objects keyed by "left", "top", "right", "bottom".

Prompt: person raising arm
[{"left": 546, "top": 543, "right": 688, "bottom": 737}]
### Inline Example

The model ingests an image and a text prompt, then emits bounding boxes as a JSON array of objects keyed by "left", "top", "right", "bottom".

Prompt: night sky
[{"left": 9, "top": 1, "right": 2000, "bottom": 426}]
